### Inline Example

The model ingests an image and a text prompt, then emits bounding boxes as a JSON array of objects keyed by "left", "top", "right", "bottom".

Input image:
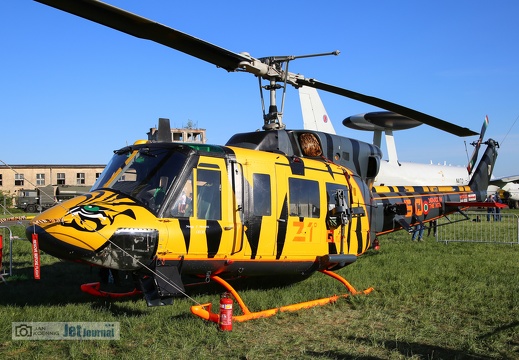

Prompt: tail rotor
[{"left": 467, "top": 115, "right": 489, "bottom": 175}]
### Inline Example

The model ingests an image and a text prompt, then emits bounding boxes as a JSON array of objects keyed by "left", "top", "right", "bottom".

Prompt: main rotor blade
[
  {"left": 297, "top": 78, "right": 478, "bottom": 137},
  {"left": 36, "top": 0, "right": 479, "bottom": 137},
  {"left": 35, "top": 0, "right": 250, "bottom": 71}
]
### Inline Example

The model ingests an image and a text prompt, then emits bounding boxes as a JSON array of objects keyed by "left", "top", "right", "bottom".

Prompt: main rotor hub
[{"left": 257, "top": 51, "right": 340, "bottom": 130}]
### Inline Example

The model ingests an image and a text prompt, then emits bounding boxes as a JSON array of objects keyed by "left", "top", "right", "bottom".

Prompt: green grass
[{"left": 1, "top": 219, "right": 518, "bottom": 359}]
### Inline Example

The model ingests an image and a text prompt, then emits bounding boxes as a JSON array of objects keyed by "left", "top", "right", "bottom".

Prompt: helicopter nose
[
  {"left": 27, "top": 225, "right": 160, "bottom": 271},
  {"left": 26, "top": 189, "right": 160, "bottom": 271},
  {"left": 27, "top": 224, "right": 97, "bottom": 262}
]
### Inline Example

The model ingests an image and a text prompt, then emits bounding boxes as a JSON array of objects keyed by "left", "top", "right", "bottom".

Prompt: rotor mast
[{"left": 256, "top": 51, "right": 340, "bottom": 130}]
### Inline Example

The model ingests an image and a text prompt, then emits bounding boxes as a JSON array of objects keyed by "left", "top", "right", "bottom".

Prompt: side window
[
  {"left": 196, "top": 169, "right": 221, "bottom": 220},
  {"left": 15, "top": 174, "right": 24, "bottom": 186},
  {"left": 36, "top": 173, "right": 45, "bottom": 186},
  {"left": 170, "top": 171, "right": 194, "bottom": 218},
  {"left": 289, "top": 178, "right": 320, "bottom": 218},
  {"left": 77, "top": 172, "right": 85, "bottom": 185},
  {"left": 57, "top": 173, "right": 65, "bottom": 185},
  {"left": 253, "top": 173, "right": 271, "bottom": 216}
]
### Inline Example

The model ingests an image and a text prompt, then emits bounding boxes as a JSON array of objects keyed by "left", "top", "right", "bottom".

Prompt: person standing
[
  {"left": 486, "top": 194, "right": 495, "bottom": 221},
  {"left": 494, "top": 194, "right": 502, "bottom": 221},
  {"left": 412, "top": 224, "right": 424, "bottom": 241}
]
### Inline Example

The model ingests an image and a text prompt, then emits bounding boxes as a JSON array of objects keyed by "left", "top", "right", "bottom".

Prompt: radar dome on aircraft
[{"left": 343, "top": 111, "right": 423, "bottom": 132}]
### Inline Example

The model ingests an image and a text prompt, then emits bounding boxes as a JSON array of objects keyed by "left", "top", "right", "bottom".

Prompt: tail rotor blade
[
  {"left": 467, "top": 115, "right": 489, "bottom": 175},
  {"left": 479, "top": 114, "right": 489, "bottom": 139}
]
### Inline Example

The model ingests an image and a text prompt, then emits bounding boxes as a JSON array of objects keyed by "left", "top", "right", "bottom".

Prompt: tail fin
[
  {"left": 469, "top": 138, "right": 499, "bottom": 200},
  {"left": 299, "top": 86, "right": 336, "bottom": 134}
]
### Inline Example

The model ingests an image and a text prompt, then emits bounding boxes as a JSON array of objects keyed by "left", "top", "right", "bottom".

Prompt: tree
[{"left": 0, "top": 191, "right": 13, "bottom": 210}]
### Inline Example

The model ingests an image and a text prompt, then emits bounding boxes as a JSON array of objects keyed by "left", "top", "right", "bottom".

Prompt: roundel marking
[
  {"left": 423, "top": 200, "right": 429, "bottom": 215},
  {"left": 323, "top": 115, "right": 328, "bottom": 123}
]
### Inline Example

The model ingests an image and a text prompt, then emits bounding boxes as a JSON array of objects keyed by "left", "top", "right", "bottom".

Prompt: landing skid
[
  {"left": 80, "top": 282, "right": 142, "bottom": 299},
  {"left": 190, "top": 270, "right": 374, "bottom": 323}
]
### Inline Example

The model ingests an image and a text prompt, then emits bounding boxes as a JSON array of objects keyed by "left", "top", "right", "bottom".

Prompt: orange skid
[{"left": 190, "top": 271, "right": 374, "bottom": 323}]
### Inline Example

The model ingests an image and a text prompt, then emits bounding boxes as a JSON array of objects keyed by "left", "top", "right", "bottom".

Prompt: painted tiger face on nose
[{"left": 61, "top": 190, "right": 137, "bottom": 233}]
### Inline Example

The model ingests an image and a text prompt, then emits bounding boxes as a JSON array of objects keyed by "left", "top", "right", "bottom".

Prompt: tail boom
[{"left": 371, "top": 138, "right": 499, "bottom": 236}]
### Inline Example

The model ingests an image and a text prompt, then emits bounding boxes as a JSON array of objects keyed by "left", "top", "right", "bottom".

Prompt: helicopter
[{"left": 27, "top": 0, "right": 501, "bottom": 323}]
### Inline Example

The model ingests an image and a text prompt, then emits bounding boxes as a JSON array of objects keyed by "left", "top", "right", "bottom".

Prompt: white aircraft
[
  {"left": 298, "top": 86, "right": 470, "bottom": 186},
  {"left": 488, "top": 176, "right": 519, "bottom": 208}
]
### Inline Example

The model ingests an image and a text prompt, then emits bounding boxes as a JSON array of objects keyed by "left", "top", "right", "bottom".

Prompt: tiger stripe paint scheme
[
  {"left": 29, "top": 135, "right": 372, "bottom": 276},
  {"left": 155, "top": 146, "right": 372, "bottom": 275},
  {"left": 28, "top": 131, "right": 497, "bottom": 297}
]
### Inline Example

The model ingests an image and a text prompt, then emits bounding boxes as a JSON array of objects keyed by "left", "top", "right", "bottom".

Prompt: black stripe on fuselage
[
  {"left": 179, "top": 218, "right": 191, "bottom": 253},
  {"left": 245, "top": 216, "right": 262, "bottom": 259},
  {"left": 206, "top": 220, "right": 223, "bottom": 258},
  {"left": 276, "top": 195, "right": 289, "bottom": 259},
  {"left": 351, "top": 140, "right": 362, "bottom": 177}
]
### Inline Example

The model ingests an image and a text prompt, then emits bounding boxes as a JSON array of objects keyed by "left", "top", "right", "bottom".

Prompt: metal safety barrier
[
  {"left": 435, "top": 211, "right": 519, "bottom": 245},
  {"left": 1, "top": 226, "right": 14, "bottom": 283}
]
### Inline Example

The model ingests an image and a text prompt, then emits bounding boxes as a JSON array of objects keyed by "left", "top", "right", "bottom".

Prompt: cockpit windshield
[{"left": 91, "top": 145, "right": 188, "bottom": 213}]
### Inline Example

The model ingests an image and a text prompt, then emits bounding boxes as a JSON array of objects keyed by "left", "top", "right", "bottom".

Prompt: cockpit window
[{"left": 92, "top": 146, "right": 188, "bottom": 213}]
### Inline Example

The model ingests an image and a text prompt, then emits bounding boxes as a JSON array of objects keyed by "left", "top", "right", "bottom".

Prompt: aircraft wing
[{"left": 490, "top": 175, "right": 519, "bottom": 188}]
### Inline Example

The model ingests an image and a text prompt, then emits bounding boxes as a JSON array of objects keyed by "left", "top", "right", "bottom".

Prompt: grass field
[{"left": 1, "top": 216, "right": 518, "bottom": 359}]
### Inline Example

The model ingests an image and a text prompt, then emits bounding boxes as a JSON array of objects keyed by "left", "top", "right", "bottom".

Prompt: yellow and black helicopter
[{"left": 28, "top": 0, "right": 501, "bottom": 322}]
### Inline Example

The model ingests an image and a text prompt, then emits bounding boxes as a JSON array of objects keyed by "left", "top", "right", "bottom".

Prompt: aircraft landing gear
[{"left": 190, "top": 270, "right": 374, "bottom": 323}]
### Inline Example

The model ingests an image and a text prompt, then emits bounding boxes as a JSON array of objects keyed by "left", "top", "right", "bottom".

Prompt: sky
[{"left": 1, "top": 1, "right": 518, "bottom": 178}]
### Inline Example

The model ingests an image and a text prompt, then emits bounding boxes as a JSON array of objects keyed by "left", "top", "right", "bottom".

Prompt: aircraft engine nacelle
[{"left": 226, "top": 129, "right": 382, "bottom": 181}]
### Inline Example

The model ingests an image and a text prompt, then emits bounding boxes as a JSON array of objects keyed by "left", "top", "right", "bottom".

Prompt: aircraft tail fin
[
  {"left": 468, "top": 138, "right": 499, "bottom": 200},
  {"left": 299, "top": 86, "right": 336, "bottom": 134}
]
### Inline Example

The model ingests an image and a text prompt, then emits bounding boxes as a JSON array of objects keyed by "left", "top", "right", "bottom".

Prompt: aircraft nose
[
  {"left": 27, "top": 224, "right": 160, "bottom": 271},
  {"left": 25, "top": 189, "right": 161, "bottom": 271},
  {"left": 27, "top": 224, "right": 97, "bottom": 262},
  {"left": 91, "top": 228, "right": 160, "bottom": 270}
]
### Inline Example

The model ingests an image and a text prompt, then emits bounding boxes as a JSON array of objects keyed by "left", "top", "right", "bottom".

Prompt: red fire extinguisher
[{"left": 219, "top": 292, "right": 233, "bottom": 331}]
